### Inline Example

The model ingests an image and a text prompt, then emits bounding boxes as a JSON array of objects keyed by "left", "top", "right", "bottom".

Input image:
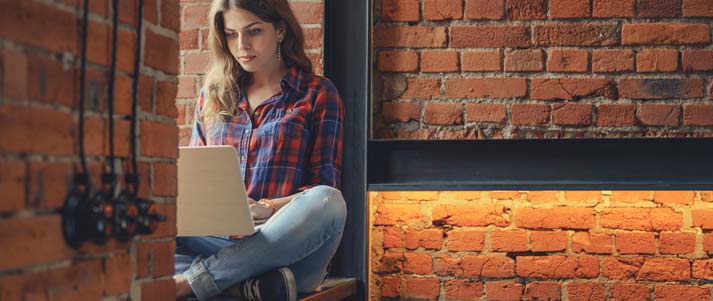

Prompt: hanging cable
[
  {"left": 127, "top": 0, "right": 144, "bottom": 194},
  {"left": 105, "top": 0, "right": 119, "bottom": 192},
  {"left": 76, "top": 0, "right": 90, "bottom": 181}
]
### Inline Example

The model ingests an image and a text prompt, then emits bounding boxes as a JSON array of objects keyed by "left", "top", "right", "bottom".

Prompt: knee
[{"left": 305, "top": 185, "right": 346, "bottom": 224}]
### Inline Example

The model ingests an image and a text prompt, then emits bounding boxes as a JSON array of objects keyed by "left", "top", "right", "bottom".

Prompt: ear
[{"left": 277, "top": 23, "right": 286, "bottom": 42}]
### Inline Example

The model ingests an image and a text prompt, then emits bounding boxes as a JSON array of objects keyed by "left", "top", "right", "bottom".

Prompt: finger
[{"left": 247, "top": 197, "right": 257, "bottom": 204}]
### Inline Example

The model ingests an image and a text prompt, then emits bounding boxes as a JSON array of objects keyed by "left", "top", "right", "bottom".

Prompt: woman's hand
[{"left": 248, "top": 198, "right": 273, "bottom": 220}]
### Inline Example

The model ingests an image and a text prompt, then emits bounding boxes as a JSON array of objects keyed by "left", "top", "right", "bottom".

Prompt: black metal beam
[
  {"left": 368, "top": 138, "right": 713, "bottom": 191},
  {"left": 324, "top": 0, "right": 370, "bottom": 298}
]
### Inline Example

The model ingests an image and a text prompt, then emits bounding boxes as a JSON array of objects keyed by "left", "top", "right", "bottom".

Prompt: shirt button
[
  {"left": 287, "top": 109, "right": 293, "bottom": 113},
  {"left": 254, "top": 112, "right": 260, "bottom": 117},
  {"left": 244, "top": 129, "right": 250, "bottom": 134}
]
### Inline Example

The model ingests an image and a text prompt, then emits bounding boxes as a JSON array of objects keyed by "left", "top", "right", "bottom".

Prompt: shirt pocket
[{"left": 255, "top": 120, "right": 311, "bottom": 166}]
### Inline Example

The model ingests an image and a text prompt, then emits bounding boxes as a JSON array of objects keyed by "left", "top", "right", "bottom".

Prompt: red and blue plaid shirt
[{"left": 190, "top": 67, "right": 344, "bottom": 200}]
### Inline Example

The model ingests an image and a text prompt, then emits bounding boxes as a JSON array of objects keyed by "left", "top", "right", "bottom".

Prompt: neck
[{"left": 251, "top": 61, "right": 288, "bottom": 88}]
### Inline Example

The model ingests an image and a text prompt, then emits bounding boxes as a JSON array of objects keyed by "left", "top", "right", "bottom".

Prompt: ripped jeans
[{"left": 175, "top": 185, "right": 347, "bottom": 301}]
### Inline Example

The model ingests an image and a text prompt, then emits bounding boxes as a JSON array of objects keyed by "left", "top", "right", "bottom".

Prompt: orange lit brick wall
[
  {"left": 370, "top": 191, "right": 713, "bottom": 300},
  {"left": 177, "top": 0, "right": 324, "bottom": 146},
  {"left": 1, "top": 0, "right": 179, "bottom": 299},
  {"left": 373, "top": 0, "right": 713, "bottom": 140}
]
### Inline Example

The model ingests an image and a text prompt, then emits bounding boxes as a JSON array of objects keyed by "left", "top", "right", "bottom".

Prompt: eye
[
  {"left": 225, "top": 32, "right": 238, "bottom": 39},
  {"left": 249, "top": 28, "right": 261, "bottom": 35}
]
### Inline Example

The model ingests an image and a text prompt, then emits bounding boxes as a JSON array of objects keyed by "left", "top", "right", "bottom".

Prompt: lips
[{"left": 238, "top": 55, "right": 255, "bottom": 63}]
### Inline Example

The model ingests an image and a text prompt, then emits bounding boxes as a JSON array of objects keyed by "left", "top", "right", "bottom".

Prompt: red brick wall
[
  {"left": 1, "top": 0, "right": 179, "bottom": 299},
  {"left": 370, "top": 191, "right": 713, "bottom": 300},
  {"left": 177, "top": 0, "right": 324, "bottom": 146},
  {"left": 374, "top": 0, "right": 713, "bottom": 139}
]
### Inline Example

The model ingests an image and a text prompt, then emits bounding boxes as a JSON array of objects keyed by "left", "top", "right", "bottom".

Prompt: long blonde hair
[{"left": 201, "top": 0, "right": 312, "bottom": 122}]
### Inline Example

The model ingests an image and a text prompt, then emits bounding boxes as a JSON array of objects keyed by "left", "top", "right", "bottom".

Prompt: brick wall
[
  {"left": 176, "top": 0, "right": 324, "bottom": 146},
  {"left": 1, "top": 0, "right": 179, "bottom": 300},
  {"left": 369, "top": 191, "right": 713, "bottom": 300},
  {"left": 374, "top": 0, "right": 713, "bottom": 139}
]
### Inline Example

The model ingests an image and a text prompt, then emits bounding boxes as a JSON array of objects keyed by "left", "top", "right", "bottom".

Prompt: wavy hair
[{"left": 201, "top": 0, "right": 312, "bottom": 122}]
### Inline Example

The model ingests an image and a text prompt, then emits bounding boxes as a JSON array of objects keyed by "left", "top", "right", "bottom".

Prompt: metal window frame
[{"left": 324, "top": 1, "right": 713, "bottom": 299}]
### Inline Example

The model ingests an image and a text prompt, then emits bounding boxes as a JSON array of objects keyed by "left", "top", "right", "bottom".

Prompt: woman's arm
[{"left": 249, "top": 192, "right": 301, "bottom": 219}]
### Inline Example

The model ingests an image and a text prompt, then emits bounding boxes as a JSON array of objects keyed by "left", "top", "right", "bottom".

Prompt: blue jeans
[{"left": 175, "top": 185, "right": 347, "bottom": 301}]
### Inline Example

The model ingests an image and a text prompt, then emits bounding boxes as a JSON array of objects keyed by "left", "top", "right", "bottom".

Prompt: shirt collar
[{"left": 280, "top": 65, "right": 304, "bottom": 92}]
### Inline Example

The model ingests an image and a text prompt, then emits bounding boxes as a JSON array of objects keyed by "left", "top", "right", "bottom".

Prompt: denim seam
[{"left": 184, "top": 257, "right": 222, "bottom": 301}]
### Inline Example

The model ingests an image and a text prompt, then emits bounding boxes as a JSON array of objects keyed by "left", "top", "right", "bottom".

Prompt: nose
[{"left": 238, "top": 34, "right": 251, "bottom": 50}]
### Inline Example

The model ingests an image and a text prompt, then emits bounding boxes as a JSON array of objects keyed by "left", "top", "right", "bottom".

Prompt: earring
[{"left": 277, "top": 41, "right": 282, "bottom": 61}]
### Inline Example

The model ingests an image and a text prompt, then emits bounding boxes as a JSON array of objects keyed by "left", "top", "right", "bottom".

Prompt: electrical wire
[
  {"left": 106, "top": 0, "right": 119, "bottom": 192},
  {"left": 127, "top": 0, "right": 144, "bottom": 195},
  {"left": 76, "top": 0, "right": 90, "bottom": 183}
]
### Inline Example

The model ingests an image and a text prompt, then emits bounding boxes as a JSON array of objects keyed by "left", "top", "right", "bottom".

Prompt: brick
[
  {"left": 424, "top": 0, "right": 463, "bottom": 20},
  {"left": 486, "top": 281, "right": 523, "bottom": 301},
  {"left": 596, "top": 104, "right": 636, "bottom": 127},
  {"left": 573, "top": 232, "right": 612, "bottom": 254},
  {"left": 682, "top": 50, "right": 713, "bottom": 72},
  {"left": 28, "top": 161, "right": 72, "bottom": 210},
  {"left": 565, "top": 191, "right": 602, "bottom": 203},
  {"left": 638, "top": 0, "right": 682, "bottom": 17},
  {"left": 693, "top": 259, "right": 713, "bottom": 279},
  {"left": 405, "top": 229, "right": 443, "bottom": 250},
  {"left": 693, "top": 209, "right": 713, "bottom": 229},
  {"left": 177, "top": 77, "right": 196, "bottom": 99},
  {"left": 462, "top": 256, "right": 516, "bottom": 277},
  {"left": 683, "top": 0, "right": 713, "bottom": 17},
  {"left": 406, "top": 192, "right": 441, "bottom": 201},
  {"left": 462, "top": 51, "right": 502, "bottom": 71},
  {"left": 465, "top": 0, "right": 505, "bottom": 19},
  {"left": 654, "top": 191, "right": 695, "bottom": 205},
  {"left": 290, "top": 2, "right": 324, "bottom": 24},
  {"left": 592, "top": 49, "right": 635, "bottom": 73},
  {"left": 432, "top": 204, "right": 510, "bottom": 227},
  {"left": 303, "top": 28, "right": 323, "bottom": 50},
  {"left": 526, "top": 191, "right": 560, "bottom": 203},
  {"left": 490, "top": 191, "right": 522, "bottom": 199},
  {"left": 491, "top": 230, "right": 529, "bottom": 252},
  {"left": 151, "top": 240, "right": 175, "bottom": 277},
  {"left": 0, "top": 215, "right": 74, "bottom": 270},
  {"left": 616, "top": 232, "right": 656, "bottom": 254},
  {"left": 400, "top": 78, "right": 441, "bottom": 99},
  {"left": 379, "top": 251, "right": 404, "bottom": 273},
  {"left": 504, "top": 49, "right": 544, "bottom": 71},
  {"left": 0, "top": 1, "right": 77, "bottom": 55},
  {"left": 636, "top": 258, "right": 691, "bottom": 281},
  {"left": 182, "top": 5, "right": 209, "bottom": 28},
  {"left": 550, "top": 0, "right": 591, "bottom": 18},
  {"left": 144, "top": 203, "right": 177, "bottom": 238},
  {"left": 404, "top": 278, "right": 440, "bottom": 299},
  {"left": 638, "top": 104, "right": 680, "bottom": 126},
  {"left": 434, "top": 254, "right": 463, "bottom": 275},
  {"left": 104, "top": 253, "right": 132, "bottom": 295},
  {"left": 451, "top": 26, "right": 530, "bottom": 48},
  {"left": 136, "top": 242, "right": 150, "bottom": 278},
  {"left": 140, "top": 121, "right": 179, "bottom": 158},
  {"left": 184, "top": 52, "right": 211, "bottom": 75},
  {"left": 535, "top": 24, "right": 620, "bottom": 46},
  {"left": 381, "top": 0, "right": 420, "bottom": 21},
  {"left": 531, "top": 78, "right": 616, "bottom": 101},
  {"left": 156, "top": 81, "right": 178, "bottom": 118},
  {"left": 383, "top": 226, "right": 403, "bottom": 248},
  {"left": 610, "top": 283, "right": 650, "bottom": 301},
  {"left": 611, "top": 191, "right": 651, "bottom": 203},
  {"left": 145, "top": 31, "right": 179, "bottom": 75},
  {"left": 593, "top": 0, "right": 635, "bottom": 17},
  {"left": 381, "top": 275, "right": 400, "bottom": 297},
  {"left": 0, "top": 160, "right": 25, "bottom": 212},
  {"left": 603, "top": 257, "right": 645, "bottom": 280},
  {"left": 517, "top": 256, "right": 599, "bottom": 278},
  {"left": 637, "top": 49, "right": 679, "bottom": 72},
  {"left": 446, "top": 230, "right": 485, "bottom": 251},
  {"left": 466, "top": 104, "right": 506, "bottom": 123},
  {"left": 160, "top": 0, "right": 180, "bottom": 31},
  {"left": 553, "top": 103, "right": 592, "bottom": 126},
  {"left": 547, "top": 49, "right": 589, "bottom": 72},
  {"left": 421, "top": 51, "right": 459, "bottom": 73},
  {"left": 653, "top": 285, "right": 709, "bottom": 301},
  {"left": 382, "top": 102, "right": 420, "bottom": 123},
  {"left": 524, "top": 282, "right": 560, "bottom": 301},
  {"left": 660, "top": 232, "right": 695, "bottom": 255},
  {"left": 445, "top": 279, "right": 484, "bottom": 300},
  {"left": 530, "top": 231, "right": 568, "bottom": 252},
  {"left": 622, "top": 23, "right": 711, "bottom": 45},
  {"left": 516, "top": 207, "right": 595, "bottom": 229},
  {"left": 404, "top": 252, "right": 433, "bottom": 274},
  {"left": 600, "top": 208, "right": 682, "bottom": 231},
  {"left": 567, "top": 282, "right": 606, "bottom": 301},
  {"left": 375, "top": 204, "right": 422, "bottom": 225},
  {"left": 446, "top": 78, "right": 527, "bottom": 99},
  {"left": 141, "top": 279, "right": 175, "bottom": 301},
  {"left": 0, "top": 104, "right": 73, "bottom": 155},
  {"left": 439, "top": 191, "right": 482, "bottom": 200},
  {"left": 84, "top": 118, "right": 131, "bottom": 157},
  {"left": 506, "top": 0, "right": 547, "bottom": 20},
  {"left": 684, "top": 104, "right": 713, "bottom": 126},
  {"left": 378, "top": 51, "right": 418, "bottom": 72},
  {"left": 424, "top": 102, "right": 463, "bottom": 125},
  {"left": 374, "top": 26, "right": 447, "bottom": 48},
  {"left": 510, "top": 104, "right": 550, "bottom": 126},
  {"left": 27, "top": 54, "right": 74, "bottom": 107}
]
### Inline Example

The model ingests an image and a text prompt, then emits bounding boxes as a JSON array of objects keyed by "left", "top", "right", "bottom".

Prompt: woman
[{"left": 173, "top": 0, "right": 346, "bottom": 300}]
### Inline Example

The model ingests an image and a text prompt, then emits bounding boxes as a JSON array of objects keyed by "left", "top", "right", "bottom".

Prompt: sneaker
[{"left": 240, "top": 267, "right": 297, "bottom": 301}]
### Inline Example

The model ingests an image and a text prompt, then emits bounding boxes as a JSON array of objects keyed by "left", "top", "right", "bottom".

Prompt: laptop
[{"left": 177, "top": 145, "right": 257, "bottom": 237}]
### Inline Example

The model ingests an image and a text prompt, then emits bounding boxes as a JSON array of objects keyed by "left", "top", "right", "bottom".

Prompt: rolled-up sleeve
[{"left": 189, "top": 92, "right": 207, "bottom": 146}]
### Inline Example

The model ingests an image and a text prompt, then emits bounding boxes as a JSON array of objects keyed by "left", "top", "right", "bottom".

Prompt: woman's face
[{"left": 222, "top": 8, "right": 283, "bottom": 73}]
